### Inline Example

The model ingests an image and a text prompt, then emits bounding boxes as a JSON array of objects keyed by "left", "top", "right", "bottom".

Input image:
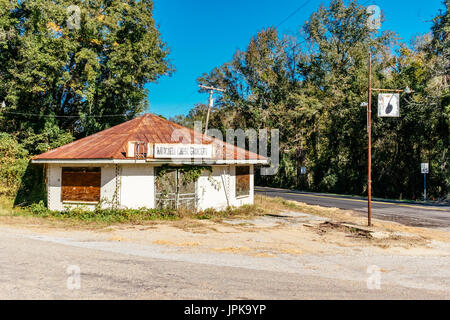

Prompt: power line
[
  {"left": 277, "top": 0, "right": 374, "bottom": 28},
  {"left": 276, "top": 0, "right": 313, "bottom": 28},
  {"left": 0, "top": 111, "right": 129, "bottom": 118},
  {"left": 362, "top": 0, "right": 374, "bottom": 6}
]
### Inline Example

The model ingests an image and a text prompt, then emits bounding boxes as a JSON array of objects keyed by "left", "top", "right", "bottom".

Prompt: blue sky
[{"left": 146, "top": 0, "right": 445, "bottom": 119}]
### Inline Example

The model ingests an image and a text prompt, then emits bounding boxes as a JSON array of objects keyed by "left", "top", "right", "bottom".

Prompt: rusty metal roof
[{"left": 33, "top": 113, "right": 268, "bottom": 162}]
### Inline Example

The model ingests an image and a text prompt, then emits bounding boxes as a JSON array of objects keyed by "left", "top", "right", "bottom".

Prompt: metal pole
[
  {"left": 176, "top": 170, "right": 179, "bottom": 209},
  {"left": 204, "top": 89, "right": 213, "bottom": 135},
  {"left": 424, "top": 173, "right": 427, "bottom": 202},
  {"left": 368, "top": 52, "right": 372, "bottom": 227}
]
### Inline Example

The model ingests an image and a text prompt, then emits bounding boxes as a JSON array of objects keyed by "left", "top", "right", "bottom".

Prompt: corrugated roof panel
[{"left": 33, "top": 113, "right": 267, "bottom": 161}]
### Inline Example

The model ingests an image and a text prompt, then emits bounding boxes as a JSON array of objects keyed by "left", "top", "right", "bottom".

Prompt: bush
[
  {"left": 0, "top": 133, "right": 29, "bottom": 196},
  {"left": 59, "top": 207, "right": 179, "bottom": 223},
  {"left": 16, "top": 203, "right": 262, "bottom": 224},
  {"left": 320, "top": 173, "right": 338, "bottom": 192},
  {"left": 14, "top": 162, "right": 47, "bottom": 207},
  {"left": 0, "top": 130, "right": 71, "bottom": 206},
  {"left": 19, "top": 205, "right": 179, "bottom": 223},
  {"left": 28, "top": 200, "right": 49, "bottom": 216}
]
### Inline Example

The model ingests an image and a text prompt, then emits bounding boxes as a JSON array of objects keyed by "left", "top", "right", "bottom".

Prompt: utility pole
[
  {"left": 199, "top": 85, "right": 225, "bottom": 135},
  {"left": 421, "top": 162, "right": 429, "bottom": 202}
]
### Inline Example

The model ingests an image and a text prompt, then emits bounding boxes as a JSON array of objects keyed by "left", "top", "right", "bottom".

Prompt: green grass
[
  {"left": 22, "top": 201, "right": 180, "bottom": 223},
  {"left": 0, "top": 196, "right": 263, "bottom": 225}
]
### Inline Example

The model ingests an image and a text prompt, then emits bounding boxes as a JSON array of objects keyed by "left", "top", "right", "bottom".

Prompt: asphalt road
[
  {"left": 255, "top": 186, "right": 450, "bottom": 230},
  {"left": 0, "top": 227, "right": 448, "bottom": 299}
]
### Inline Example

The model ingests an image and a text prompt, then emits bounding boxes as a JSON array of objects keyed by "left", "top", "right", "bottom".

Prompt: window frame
[
  {"left": 235, "top": 165, "right": 250, "bottom": 198},
  {"left": 154, "top": 166, "right": 197, "bottom": 210}
]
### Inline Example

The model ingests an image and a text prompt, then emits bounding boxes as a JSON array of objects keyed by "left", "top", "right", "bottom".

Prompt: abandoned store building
[{"left": 32, "top": 114, "right": 269, "bottom": 211}]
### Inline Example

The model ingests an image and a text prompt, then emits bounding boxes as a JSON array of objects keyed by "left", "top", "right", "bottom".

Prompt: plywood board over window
[
  {"left": 236, "top": 166, "right": 250, "bottom": 197},
  {"left": 61, "top": 167, "right": 101, "bottom": 202}
]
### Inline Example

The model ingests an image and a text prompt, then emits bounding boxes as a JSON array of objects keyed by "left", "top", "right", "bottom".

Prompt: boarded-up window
[
  {"left": 61, "top": 167, "right": 101, "bottom": 202},
  {"left": 235, "top": 166, "right": 250, "bottom": 197}
]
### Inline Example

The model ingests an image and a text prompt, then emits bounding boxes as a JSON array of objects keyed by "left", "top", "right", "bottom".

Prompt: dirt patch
[
  {"left": 315, "top": 221, "right": 372, "bottom": 238},
  {"left": 305, "top": 220, "right": 431, "bottom": 250},
  {"left": 0, "top": 195, "right": 448, "bottom": 257},
  {"left": 256, "top": 195, "right": 450, "bottom": 245},
  {"left": 172, "top": 219, "right": 221, "bottom": 234}
]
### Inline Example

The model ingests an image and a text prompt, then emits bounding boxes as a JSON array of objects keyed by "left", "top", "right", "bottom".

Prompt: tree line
[
  {"left": 0, "top": 0, "right": 170, "bottom": 199},
  {"left": 173, "top": 0, "right": 449, "bottom": 201},
  {"left": 0, "top": 0, "right": 448, "bottom": 201}
]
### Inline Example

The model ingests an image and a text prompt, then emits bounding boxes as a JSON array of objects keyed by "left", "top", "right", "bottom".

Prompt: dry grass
[
  {"left": 254, "top": 194, "right": 450, "bottom": 244},
  {"left": 0, "top": 207, "right": 110, "bottom": 231},
  {"left": 209, "top": 246, "right": 275, "bottom": 258},
  {"left": 171, "top": 218, "right": 221, "bottom": 233},
  {"left": 153, "top": 239, "right": 201, "bottom": 247},
  {"left": 0, "top": 197, "right": 20, "bottom": 216},
  {"left": 210, "top": 246, "right": 252, "bottom": 253},
  {"left": 0, "top": 195, "right": 263, "bottom": 230},
  {"left": 254, "top": 194, "right": 354, "bottom": 218},
  {"left": 1, "top": 195, "right": 447, "bottom": 256},
  {"left": 371, "top": 222, "right": 450, "bottom": 243},
  {"left": 278, "top": 248, "right": 304, "bottom": 255},
  {"left": 1, "top": 195, "right": 449, "bottom": 247}
]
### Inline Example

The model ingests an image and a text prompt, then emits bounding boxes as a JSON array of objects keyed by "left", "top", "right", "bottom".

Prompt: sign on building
[
  {"left": 154, "top": 144, "right": 212, "bottom": 159},
  {"left": 421, "top": 163, "right": 429, "bottom": 174},
  {"left": 378, "top": 93, "right": 400, "bottom": 117}
]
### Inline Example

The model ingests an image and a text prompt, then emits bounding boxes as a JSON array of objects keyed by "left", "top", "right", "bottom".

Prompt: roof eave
[{"left": 31, "top": 158, "right": 270, "bottom": 165}]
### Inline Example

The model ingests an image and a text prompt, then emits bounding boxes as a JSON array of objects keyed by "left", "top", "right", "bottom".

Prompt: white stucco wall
[
  {"left": 120, "top": 164, "right": 155, "bottom": 209},
  {"left": 196, "top": 165, "right": 254, "bottom": 210},
  {"left": 101, "top": 165, "right": 116, "bottom": 205},
  {"left": 197, "top": 166, "right": 231, "bottom": 210},
  {"left": 46, "top": 163, "right": 253, "bottom": 211},
  {"left": 47, "top": 164, "right": 62, "bottom": 211}
]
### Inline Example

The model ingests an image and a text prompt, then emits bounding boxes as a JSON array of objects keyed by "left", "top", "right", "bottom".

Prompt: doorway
[{"left": 155, "top": 167, "right": 196, "bottom": 210}]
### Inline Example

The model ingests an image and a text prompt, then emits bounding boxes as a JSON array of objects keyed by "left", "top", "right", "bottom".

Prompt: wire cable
[
  {"left": 0, "top": 111, "right": 129, "bottom": 118},
  {"left": 276, "top": 0, "right": 314, "bottom": 28}
]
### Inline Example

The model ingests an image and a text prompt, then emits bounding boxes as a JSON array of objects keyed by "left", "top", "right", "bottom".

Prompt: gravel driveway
[{"left": 0, "top": 225, "right": 449, "bottom": 299}]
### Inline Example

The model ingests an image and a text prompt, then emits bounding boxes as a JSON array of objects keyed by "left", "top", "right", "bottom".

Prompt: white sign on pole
[
  {"left": 154, "top": 144, "right": 212, "bottom": 159},
  {"left": 300, "top": 167, "right": 306, "bottom": 175},
  {"left": 378, "top": 93, "right": 400, "bottom": 117},
  {"left": 421, "top": 163, "right": 429, "bottom": 174}
]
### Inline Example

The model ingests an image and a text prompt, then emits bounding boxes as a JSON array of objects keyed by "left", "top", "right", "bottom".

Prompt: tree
[
  {"left": 177, "top": 0, "right": 449, "bottom": 200},
  {"left": 0, "top": 0, "right": 171, "bottom": 147},
  {"left": 193, "top": 0, "right": 398, "bottom": 194}
]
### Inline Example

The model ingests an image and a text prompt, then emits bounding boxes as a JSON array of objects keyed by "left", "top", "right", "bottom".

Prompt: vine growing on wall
[{"left": 156, "top": 164, "right": 213, "bottom": 185}]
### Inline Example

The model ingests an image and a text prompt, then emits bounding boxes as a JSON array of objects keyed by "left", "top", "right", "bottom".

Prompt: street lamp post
[
  {"left": 367, "top": 52, "right": 373, "bottom": 227},
  {"left": 365, "top": 52, "right": 412, "bottom": 227}
]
